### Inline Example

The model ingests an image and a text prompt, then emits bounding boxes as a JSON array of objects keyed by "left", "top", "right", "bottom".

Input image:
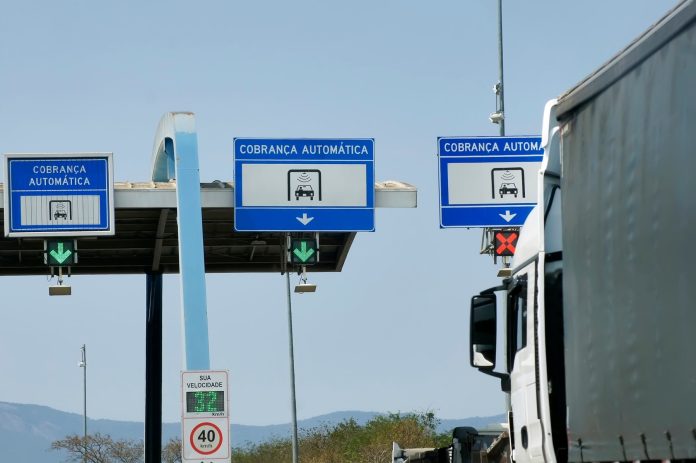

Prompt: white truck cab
[{"left": 470, "top": 100, "right": 566, "bottom": 463}]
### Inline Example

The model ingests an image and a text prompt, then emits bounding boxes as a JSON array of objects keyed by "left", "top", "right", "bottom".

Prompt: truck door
[{"left": 508, "top": 264, "right": 544, "bottom": 463}]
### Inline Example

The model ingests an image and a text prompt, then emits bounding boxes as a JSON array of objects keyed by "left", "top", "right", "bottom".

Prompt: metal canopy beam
[
  {"left": 0, "top": 181, "right": 416, "bottom": 276},
  {"left": 0, "top": 180, "right": 416, "bottom": 209}
]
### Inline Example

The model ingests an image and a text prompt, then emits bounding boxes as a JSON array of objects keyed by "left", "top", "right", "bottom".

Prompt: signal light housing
[{"left": 493, "top": 229, "right": 519, "bottom": 257}]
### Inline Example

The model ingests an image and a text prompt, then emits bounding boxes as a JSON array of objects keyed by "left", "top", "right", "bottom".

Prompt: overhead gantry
[{"left": 0, "top": 112, "right": 416, "bottom": 462}]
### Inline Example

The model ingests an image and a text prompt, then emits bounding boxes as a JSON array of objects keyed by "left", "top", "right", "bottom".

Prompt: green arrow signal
[
  {"left": 292, "top": 241, "right": 315, "bottom": 263},
  {"left": 50, "top": 243, "right": 73, "bottom": 265}
]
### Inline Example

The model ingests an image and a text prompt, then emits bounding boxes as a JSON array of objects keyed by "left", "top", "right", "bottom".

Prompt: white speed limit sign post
[{"left": 181, "top": 370, "right": 230, "bottom": 462}]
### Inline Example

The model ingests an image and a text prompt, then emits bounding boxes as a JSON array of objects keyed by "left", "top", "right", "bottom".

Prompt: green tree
[
  {"left": 161, "top": 438, "right": 182, "bottom": 463},
  {"left": 51, "top": 433, "right": 143, "bottom": 463},
  {"left": 53, "top": 434, "right": 183, "bottom": 463}
]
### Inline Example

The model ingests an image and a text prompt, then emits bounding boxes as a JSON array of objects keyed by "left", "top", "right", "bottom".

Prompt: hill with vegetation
[{"left": 0, "top": 401, "right": 504, "bottom": 462}]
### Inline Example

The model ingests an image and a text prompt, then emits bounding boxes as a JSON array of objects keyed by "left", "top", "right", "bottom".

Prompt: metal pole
[
  {"left": 285, "top": 234, "right": 300, "bottom": 463},
  {"left": 497, "top": 0, "right": 505, "bottom": 137},
  {"left": 151, "top": 114, "right": 211, "bottom": 371},
  {"left": 498, "top": 0, "right": 513, "bottom": 270},
  {"left": 79, "top": 344, "right": 87, "bottom": 463},
  {"left": 496, "top": 0, "right": 512, "bottom": 413},
  {"left": 482, "top": 0, "right": 508, "bottom": 259},
  {"left": 144, "top": 272, "right": 163, "bottom": 463},
  {"left": 81, "top": 345, "right": 87, "bottom": 438}
]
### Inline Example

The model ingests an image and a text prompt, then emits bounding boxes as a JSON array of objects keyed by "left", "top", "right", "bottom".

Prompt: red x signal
[{"left": 494, "top": 231, "right": 518, "bottom": 256}]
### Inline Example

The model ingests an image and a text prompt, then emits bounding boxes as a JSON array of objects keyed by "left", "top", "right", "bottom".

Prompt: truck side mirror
[{"left": 470, "top": 294, "right": 497, "bottom": 370}]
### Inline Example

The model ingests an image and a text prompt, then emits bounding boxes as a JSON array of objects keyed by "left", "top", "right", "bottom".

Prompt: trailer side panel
[{"left": 560, "top": 8, "right": 696, "bottom": 462}]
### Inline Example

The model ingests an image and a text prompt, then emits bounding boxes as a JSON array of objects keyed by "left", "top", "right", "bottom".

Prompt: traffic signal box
[
  {"left": 45, "top": 240, "right": 77, "bottom": 266},
  {"left": 289, "top": 238, "right": 318, "bottom": 265},
  {"left": 493, "top": 230, "right": 519, "bottom": 257}
]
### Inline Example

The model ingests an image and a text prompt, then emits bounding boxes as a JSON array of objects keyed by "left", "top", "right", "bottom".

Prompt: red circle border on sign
[{"left": 189, "top": 421, "right": 224, "bottom": 455}]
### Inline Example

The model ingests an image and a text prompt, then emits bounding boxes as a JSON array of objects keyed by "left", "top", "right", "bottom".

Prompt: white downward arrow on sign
[
  {"left": 499, "top": 210, "right": 517, "bottom": 222},
  {"left": 296, "top": 213, "right": 314, "bottom": 226}
]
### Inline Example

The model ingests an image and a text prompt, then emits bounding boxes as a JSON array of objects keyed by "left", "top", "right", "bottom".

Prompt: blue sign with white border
[
  {"left": 438, "top": 136, "right": 543, "bottom": 228},
  {"left": 234, "top": 138, "right": 374, "bottom": 232},
  {"left": 4, "top": 153, "right": 115, "bottom": 237}
]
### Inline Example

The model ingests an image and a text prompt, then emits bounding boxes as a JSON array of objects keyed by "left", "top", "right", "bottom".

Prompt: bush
[{"left": 231, "top": 411, "right": 450, "bottom": 463}]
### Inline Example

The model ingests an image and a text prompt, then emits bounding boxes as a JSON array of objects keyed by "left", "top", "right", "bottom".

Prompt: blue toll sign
[
  {"left": 233, "top": 138, "right": 375, "bottom": 232},
  {"left": 438, "top": 136, "right": 543, "bottom": 228},
  {"left": 4, "top": 153, "right": 115, "bottom": 237}
]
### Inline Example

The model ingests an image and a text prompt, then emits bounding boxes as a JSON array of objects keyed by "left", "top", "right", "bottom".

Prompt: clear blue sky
[{"left": 0, "top": 0, "right": 677, "bottom": 429}]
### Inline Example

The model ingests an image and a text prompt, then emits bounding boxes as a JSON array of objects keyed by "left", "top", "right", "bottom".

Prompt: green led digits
[
  {"left": 187, "top": 391, "right": 224, "bottom": 413},
  {"left": 193, "top": 392, "right": 208, "bottom": 412}
]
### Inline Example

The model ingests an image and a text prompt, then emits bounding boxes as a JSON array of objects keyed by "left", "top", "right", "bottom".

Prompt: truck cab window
[
  {"left": 516, "top": 293, "right": 527, "bottom": 352},
  {"left": 544, "top": 185, "right": 563, "bottom": 256},
  {"left": 507, "top": 277, "right": 528, "bottom": 371}
]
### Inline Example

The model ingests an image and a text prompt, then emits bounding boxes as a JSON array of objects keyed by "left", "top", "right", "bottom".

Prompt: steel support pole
[
  {"left": 285, "top": 238, "right": 300, "bottom": 463},
  {"left": 144, "top": 272, "right": 163, "bottom": 463},
  {"left": 82, "top": 345, "right": 87, "bottom": 439},
  {"left": 80, "top": 343, "right": 87, "bottom": 457},
  {"left": 496, "top": 0, "right": 513, "bottom": 413},
  {"left": 170, "top": 131, "right": 210, "bottom": 370},
  {"left": 497, "top": 0, "right": 505, "bottom": 137},
  {"left": 151, "top": 113, "right": 210, "bottom": 371},
  {"left": 482, "top": 0, "right": 508, "bottom": 258}
]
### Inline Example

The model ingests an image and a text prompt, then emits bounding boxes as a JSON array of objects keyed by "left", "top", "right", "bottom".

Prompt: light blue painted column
[{"left": 151, "top": 112, "right": 210, "bottom": 370}]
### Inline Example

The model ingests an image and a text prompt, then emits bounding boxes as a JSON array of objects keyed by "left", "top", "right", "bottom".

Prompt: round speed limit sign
[{"left": 189, "top": 422, "right": 223, "bottom": 455}]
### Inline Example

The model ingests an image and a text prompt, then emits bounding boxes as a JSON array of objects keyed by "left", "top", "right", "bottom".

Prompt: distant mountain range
[{"left": 0, "top": 401, "right": 504, "bottom": 462}]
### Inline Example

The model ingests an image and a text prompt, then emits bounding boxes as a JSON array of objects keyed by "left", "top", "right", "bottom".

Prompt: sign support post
[
  {"left": 145, "top": 273, "right": 163, "bottom": 463},
  {"left": 285, "top": 236, "right": 300, "bottom": 463}
]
